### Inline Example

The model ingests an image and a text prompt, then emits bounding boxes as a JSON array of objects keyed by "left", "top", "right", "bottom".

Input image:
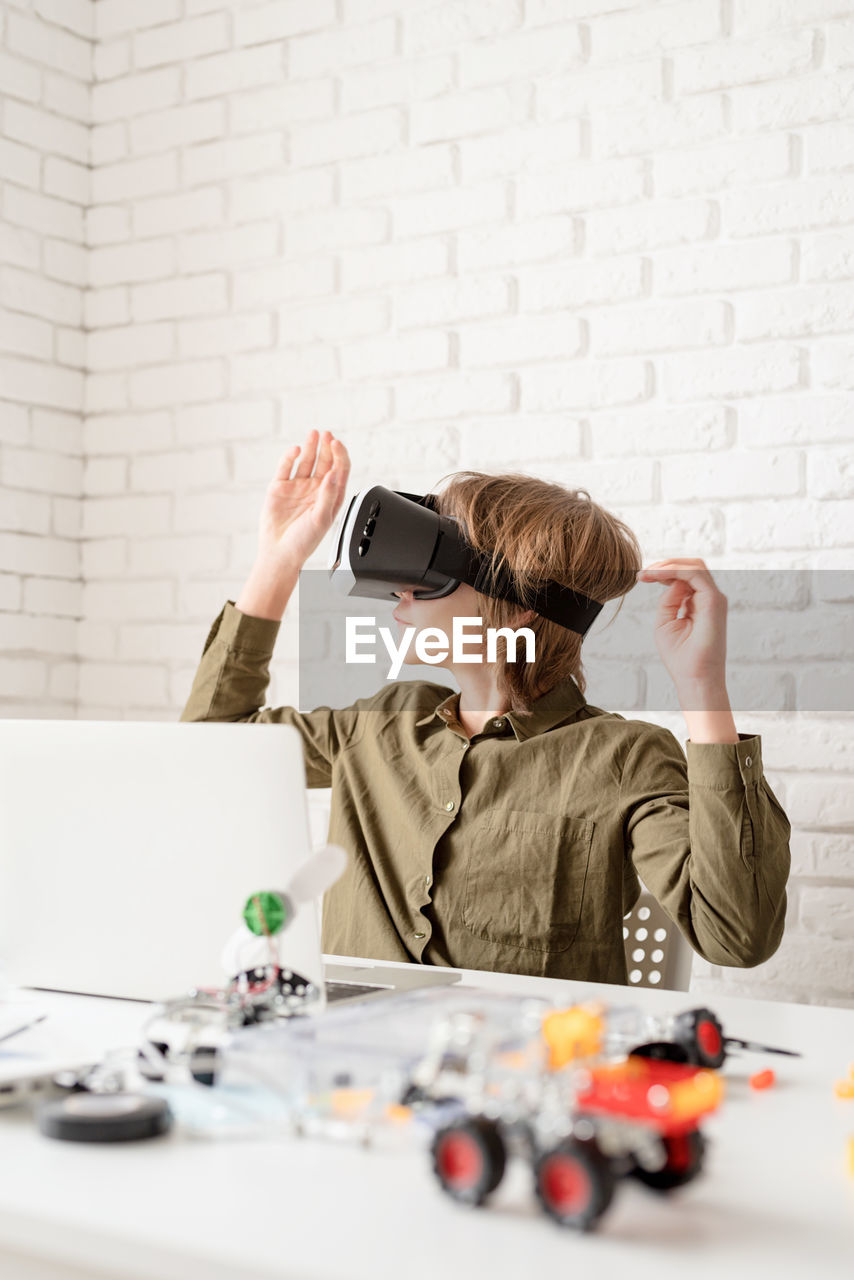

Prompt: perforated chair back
[{"left": 623, "top": 892, "right": 693, "bottom": 991}]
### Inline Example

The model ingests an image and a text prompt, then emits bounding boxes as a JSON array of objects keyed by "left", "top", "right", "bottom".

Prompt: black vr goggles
[{"left": 327, "top": 485, "right": 604, "bottom": 637}]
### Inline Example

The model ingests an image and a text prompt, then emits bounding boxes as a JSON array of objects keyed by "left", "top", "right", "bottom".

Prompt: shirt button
[
  {"left": 745, "top": 756, "right": 752, "bottom": 767},
  {"left": 413, "top": 932, "right": 426, "bottom": 939},
  {"left": 444, "top": 800, "right": 455, "bottom": 811},
  {"left": 424, "top": 874, "right": 431, "bottom": 887},
  {"left": 492, "top": 718, "right": 504, "bottom": 729}
]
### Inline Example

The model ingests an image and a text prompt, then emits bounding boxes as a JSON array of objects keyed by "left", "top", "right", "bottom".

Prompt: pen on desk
[
  {"left": 724, "top": 1036, "right": 802, "bottom": 1057},
  {"left": 0, "top": 1015, "right": 47, "bottom": 1046}
]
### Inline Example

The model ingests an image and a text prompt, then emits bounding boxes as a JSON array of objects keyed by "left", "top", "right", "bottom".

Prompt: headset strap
[
  {"left": 473, "top": 559, "right": 604, "bottom": 634},
  {"left": 411, "top": 493, "right": 604, "bottom": 635}
]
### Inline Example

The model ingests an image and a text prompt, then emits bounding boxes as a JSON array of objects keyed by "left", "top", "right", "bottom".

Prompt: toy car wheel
[
  {"left": 137, "top": 1040, "right": 169, "bottom": 1082},
  {"left": 674, "top": 1008, "right": 726, "bottom": 1068},
  {"left": 189, "top": 1045, "right": 219, "bottom": 1087},
  {"left": 534, "top": 1138, "right": 615, "bottom": 1231},
  {"left": 632, "top": 1128, "right": 706, "bottom": 1191},
  {"left": 431, "top": 1117, "right": 506, "bottom": 1206},
  {"left": 631, "top": 1040, "right": 690, "bottom": 1063}
]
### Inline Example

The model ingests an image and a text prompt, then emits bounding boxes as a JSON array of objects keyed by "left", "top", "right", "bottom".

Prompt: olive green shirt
[{"left": 179, "top": 600, "right": 792, "bottom": 985}]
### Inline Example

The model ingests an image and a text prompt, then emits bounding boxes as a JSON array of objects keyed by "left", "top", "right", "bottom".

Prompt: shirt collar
[
  {"left": 415, "top": 676, "right": 586, "bottom": 741},
  {"left": 415, "top": 691, "right": 460, "bottom": 730}
]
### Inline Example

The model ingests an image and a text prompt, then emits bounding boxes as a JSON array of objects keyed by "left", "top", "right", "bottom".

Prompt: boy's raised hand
[
  {"left": 636, "top": 557, "right": 729, "bottom": 692},
  {"left": 257, "top": 429, "right": 351, "bottom": 571}
]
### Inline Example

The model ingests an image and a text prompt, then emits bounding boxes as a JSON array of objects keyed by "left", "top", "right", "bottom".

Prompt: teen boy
[{"left": 180, "top": 430, "right": 791, "bottom": 984}]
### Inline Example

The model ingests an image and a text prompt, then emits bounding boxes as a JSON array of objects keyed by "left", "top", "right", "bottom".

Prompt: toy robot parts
[
  {"left": 429, "top": 1063, "right": 715, "bottom": 1230},
  {"left": 418, "top": 1004, "right": 726, "bottom": 1232}
]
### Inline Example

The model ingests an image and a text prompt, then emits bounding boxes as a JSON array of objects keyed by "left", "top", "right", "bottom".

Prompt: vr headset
[{"left": 327, "top": 485, "right": 604, "bottom": 637}]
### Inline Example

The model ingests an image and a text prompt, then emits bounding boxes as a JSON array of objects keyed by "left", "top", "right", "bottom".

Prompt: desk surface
[{"left": 1, "top": 958, "right": 852, "bottom": 1280}]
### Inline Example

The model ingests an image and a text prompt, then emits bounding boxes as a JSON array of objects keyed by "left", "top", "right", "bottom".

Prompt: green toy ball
[{"left": 243, "top": 890, "right": 289, "bottom": 937}]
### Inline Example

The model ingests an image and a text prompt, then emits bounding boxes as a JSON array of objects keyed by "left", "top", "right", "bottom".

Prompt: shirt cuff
[
  {"left": 684, "top": 733, "right": 762, "bottom": 788},
  {"left": 215, "top": 599, "right": 282, "bottom": 653}
]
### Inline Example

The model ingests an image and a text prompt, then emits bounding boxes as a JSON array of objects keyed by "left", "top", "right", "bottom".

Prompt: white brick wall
[
  {"left": 1, "top": 0, "right": 852, "bottom": 1008},
  {"left": 0, "top": 0, "right": 91, "bottom": 717}
]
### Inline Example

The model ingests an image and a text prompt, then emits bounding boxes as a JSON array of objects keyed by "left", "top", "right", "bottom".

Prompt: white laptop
[{"left": 0, "top": 720, "right": 458, "bottom": 1016}]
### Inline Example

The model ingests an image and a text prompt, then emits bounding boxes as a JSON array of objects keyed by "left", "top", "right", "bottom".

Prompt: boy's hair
[{"left": 432, "top": 470, "right": 642, "bottom": 717}]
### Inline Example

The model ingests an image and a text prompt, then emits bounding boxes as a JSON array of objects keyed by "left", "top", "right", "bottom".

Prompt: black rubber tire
[
  {"left": 674, "top": 1008, "right": 727, "bottom": 1068},
  {"left": 534, "top": 1137, "right": 615, "bottom": 1231},
  {"left": 631, "top": 1040, "right": 691, "bottom": 1063},
  {"left": 189, "top": 1045, "right": 219, "bottom": 1087},
  {"left": 431, "top": 1116, "right": 507, "bottom": 1206},
  {"left": 632, "top": 1128, "right": 706, "bottom": 1191}
]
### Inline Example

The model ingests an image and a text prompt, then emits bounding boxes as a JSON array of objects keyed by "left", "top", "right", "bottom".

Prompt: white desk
[{"left": 1, "top": 957, "right": 852, "bottom": 1280}]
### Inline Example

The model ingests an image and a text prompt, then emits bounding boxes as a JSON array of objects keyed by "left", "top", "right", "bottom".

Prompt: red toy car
[{"left": 412, "top": 1003, "right": 724, "bottom": 1230}]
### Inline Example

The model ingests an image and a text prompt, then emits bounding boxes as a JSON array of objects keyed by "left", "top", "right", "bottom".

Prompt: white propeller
[{"left": 287, "top": 844, "right": 348, "bottom": 905}]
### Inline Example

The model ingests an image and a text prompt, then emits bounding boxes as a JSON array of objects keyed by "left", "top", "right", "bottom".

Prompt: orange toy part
[
  {"left": 383, "top": 1103, "right": 412, "bottom": 1126},
  {"left": 834, "top": 1079, "right": 854, "bottom": 1099},
  {"left": 330, "top": 1088, "right": 375, "bottom": 1117},
  {"left": 541, "top": 1004, "right": 604, "bottom": 1069},
  {"left": 749, "top": 1069, "right": 775, "bottom": 1091}
]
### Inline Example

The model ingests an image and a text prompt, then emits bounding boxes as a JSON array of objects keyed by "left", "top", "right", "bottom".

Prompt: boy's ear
[{"left": 515, "top": 608, "right": 536, "bottom": 627}]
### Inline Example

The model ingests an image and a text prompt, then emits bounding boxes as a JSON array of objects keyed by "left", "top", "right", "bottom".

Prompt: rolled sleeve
[
  {"left": 178, "top": 600, "right": 338, "bottom": 788},
  {"left": 180, "top": 600, "right": 281, "bottom": 724},
  {"left": 623, "top": 726, "right": 792, "bottom": 969},
  {"left": 206, "top": 598, "right": 283, "bottom": 655}
]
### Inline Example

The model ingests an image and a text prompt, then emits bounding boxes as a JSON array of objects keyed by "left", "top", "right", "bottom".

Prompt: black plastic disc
[
  {"left": 630, "top": 1041, "right": 691, "bottom": 1063},
  {"left": 38, "top": 1093, "right": 173, "bottom": 1143}
]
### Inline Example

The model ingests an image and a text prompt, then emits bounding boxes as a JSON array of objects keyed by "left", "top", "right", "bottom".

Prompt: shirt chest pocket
[{"left": 463, "top": 808, "right": 594, "bottom": 955}]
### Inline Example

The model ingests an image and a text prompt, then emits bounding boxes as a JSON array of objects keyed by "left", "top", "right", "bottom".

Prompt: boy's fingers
[
  {"left": 274, "top": 445, "right": 300, "bottom": 481},
  {"left": 293, "top": 428, "right": 319, "bottom": 479},
  {"left": 315, "top": 469, "right": 339, "bottom": 523},
  {"left": 332, "top": 441, "right": 350, "bottom": 485},
  {"left": 640, "top": 558, "right": 706, "bottom": 571},
  {"left": 315, "top": 430, "right": 334, "bottom": 481},
  {"left": 640, "top": 565, "right": 719, "bottom": 595}
]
